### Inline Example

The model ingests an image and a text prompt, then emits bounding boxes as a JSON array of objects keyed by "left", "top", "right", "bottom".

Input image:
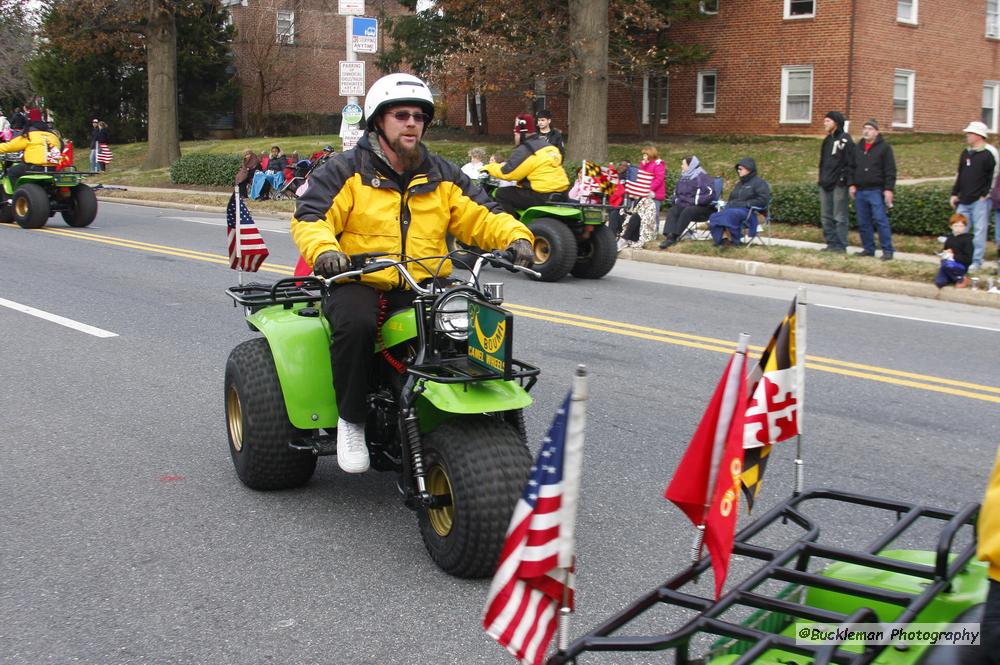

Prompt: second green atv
[{"left": 0, "top": 155, "right": 98, "bottom": 229}]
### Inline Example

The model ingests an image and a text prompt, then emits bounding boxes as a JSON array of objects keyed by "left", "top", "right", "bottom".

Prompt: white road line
[
  {"left": 814, "top": 303, "right": 1000, "bottom": 333},
  {"left": 0, "top": 298, "right": 119, "bottom": 338}
]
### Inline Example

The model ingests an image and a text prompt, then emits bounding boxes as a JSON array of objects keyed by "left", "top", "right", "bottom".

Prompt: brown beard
[{"left": 389, "top": 136, "right": 423, "bottom": 172}]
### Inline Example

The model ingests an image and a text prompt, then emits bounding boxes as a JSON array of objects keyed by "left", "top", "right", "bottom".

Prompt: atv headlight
[{"left": 434, "top": 292, "right": 469, "bottom": 340}]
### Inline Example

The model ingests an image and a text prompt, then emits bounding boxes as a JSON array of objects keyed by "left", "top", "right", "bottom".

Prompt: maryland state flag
[{"left": 741, "top": 297, "right": 800, "bottom": 512}]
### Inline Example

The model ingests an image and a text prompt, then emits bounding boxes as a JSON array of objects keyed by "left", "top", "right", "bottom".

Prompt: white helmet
[{"left": 363, "top": 73, "right": 435, "bottom": 132}]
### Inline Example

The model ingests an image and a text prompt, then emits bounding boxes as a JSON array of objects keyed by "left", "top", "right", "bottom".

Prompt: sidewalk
[{"left": 95, "top": 185, "right": 1000, "bottom": 309}]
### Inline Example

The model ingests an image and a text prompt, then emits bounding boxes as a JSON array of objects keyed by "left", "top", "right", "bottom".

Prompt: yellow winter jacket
[
  {"left": 0, "top": 128, "right": 63, "bottom": 166},
  {"left": 482, "top": 137, "right": 569, "bottom": 194},
  {"left": 978, "top": 444, "right": 1000, "bottom": 582},
  {"left": 291, "top": 134, "right": 533, "bottom": 291}
]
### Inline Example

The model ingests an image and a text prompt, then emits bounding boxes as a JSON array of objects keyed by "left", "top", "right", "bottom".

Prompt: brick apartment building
[
  {"left": 221, "top": 0, "right": 408, "bottom": 131},
  {"left": 444, "top": 0, "right": 1000, "bottom": 137}
]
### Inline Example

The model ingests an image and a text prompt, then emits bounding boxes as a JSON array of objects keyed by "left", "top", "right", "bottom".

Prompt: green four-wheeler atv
[
  {"left": 224, "top": 251, "right": 542, "bottom": 578},
  {"left": 547, "top": 488, "right": 989, "bottom": 665},
  {"left": 0, "top": 155, "right": 98, "bottom": 229},
  {"left": 478, "top": 175, "right": 617, "bottom": 282}
]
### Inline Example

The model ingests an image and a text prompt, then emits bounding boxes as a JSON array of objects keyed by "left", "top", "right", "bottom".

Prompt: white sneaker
[{"left": 336, "top": 418, "right": 369, "bottom": 473}]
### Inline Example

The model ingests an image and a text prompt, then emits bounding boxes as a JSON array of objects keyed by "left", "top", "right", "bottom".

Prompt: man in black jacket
[
  {"left": 708, "top": 157, "right": 771, "bottom": 246},
  {"left": 531, "top": 109, "right": 565, "bottom": 157},
  {"left": 949, "top": 120, "right": 998, "bottom": 272},
  {"left": 818, "top": 111, "right": 854, "bottom": 253},
  {"left": 850, "top": 118, "right": 897, "bottom": 260}
]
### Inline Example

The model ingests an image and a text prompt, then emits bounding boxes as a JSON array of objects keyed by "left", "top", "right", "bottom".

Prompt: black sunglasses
[{"left": 389, "top": 110, "right": 429, "bottom": 124}]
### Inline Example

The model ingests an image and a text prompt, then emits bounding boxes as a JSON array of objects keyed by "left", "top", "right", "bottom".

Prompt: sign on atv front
[{"left": 467, "top": 300, "right": 513, "bottom": 380}]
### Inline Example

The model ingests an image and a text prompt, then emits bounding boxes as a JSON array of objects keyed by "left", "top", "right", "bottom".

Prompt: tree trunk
[
  {"left": 566, "top": 0, "right": 608, "bottom": 166},
  {"left": 142, "top": 2, "right": 180, "bottom": 169}
]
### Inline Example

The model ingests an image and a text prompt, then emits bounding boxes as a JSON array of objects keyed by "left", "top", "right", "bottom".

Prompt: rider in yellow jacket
[
  {"left": 481, "top": 136, "right": 570, "bottom": 215},
  {"left": 978, "top": 444, "right": 1000, "bottom": 662},
  {"left": 290, "top": 73, "right": 534, "bottom": 475},
  {"left": 0, "top": 109, "right": 63, "bottom": 186}
]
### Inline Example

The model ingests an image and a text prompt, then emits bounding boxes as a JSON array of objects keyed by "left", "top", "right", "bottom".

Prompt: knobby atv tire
[
  {"left": 61, "top": 184, "right": 98, "bottom": 227},
  {"left": 418, "top": 416, "right": 531, "bottom": 578},
  {"left": 528, "top": 217, "right": 577, "bottom": 282},
  {"left": 225, "top": 338, "right": 317, "bottom": 490},
  {"left": 571, "top": 223, "right": 617, "bottom": 279},
  {"left": 13, "top": 183, "right": 50, "bottom": 229}
]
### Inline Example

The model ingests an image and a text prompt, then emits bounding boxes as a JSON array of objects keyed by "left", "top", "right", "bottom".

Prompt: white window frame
[
  {"left": 276, "top": 10, "right": 295, "bottom": 44},
  {"left": 220, "top": 0, "right": 247, "bottom": 6},
  {"left": 642, "top": 73, "right": 669, "bottom": 125},
  {"left": 699, "top": 0, "right": 719, "bottom": 15},
  {"left": 989, "top": 0, "right": 1000, "bottom": 38},
  {"left": 784, "top": 0, "right": 815, "bottom": 19},
  {"left": 465, "top": 93, "right": 483, "bottom": 127},
  {"left": 897, "top": 0, "right": 918, "bottom": 24},
  {"left": 697, "top": 70, "right": 717, "bottom": 114},
  {"left": 892, "top": 69, "right": 915, "bottom": 129},
  {"left": 984, "top": 82, "right": 1000, "bottom": 133},
  {"left": 780, "top": 65, "right": 813, "bottom": 124}
]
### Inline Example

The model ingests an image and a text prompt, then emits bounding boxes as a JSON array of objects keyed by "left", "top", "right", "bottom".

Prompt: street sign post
[
  {"left": 350, "top": 17, "right": 378, "bottom": 53},
  {"left": 339, "top": 61, "right": 366, "bottom": 97}
]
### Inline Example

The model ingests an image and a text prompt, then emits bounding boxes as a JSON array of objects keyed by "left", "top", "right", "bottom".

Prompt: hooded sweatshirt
[
  {"left": 819, "top": 111, "right": 854, "bottom": 190},
  {"left": 672, "top": 156, "right": 716, "bottom": 207},
  {"left": 727, "top": 157, "right": 771, "bottom": 209}
]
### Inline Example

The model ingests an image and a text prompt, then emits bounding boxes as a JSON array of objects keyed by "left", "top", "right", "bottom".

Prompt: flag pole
[
  {"left": 234, "top": 185, "right": 244, "bottom": 288},
  {"left": 557, "top": 364, "right": 588, "bottom": 653},
  {"left": 793, "top": 287, "right": 807, "bottom": 496},
  {"left": 691, "top": 332, "right": 750, "bottom": 564}
]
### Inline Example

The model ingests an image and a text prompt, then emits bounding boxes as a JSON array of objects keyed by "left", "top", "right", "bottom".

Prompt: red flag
[
  {"left": 665, "top": 351, "right": 748, "bottom": 599},
  {"left": 484, "top": 387, "right": 585, "bottom": 665},
  {"left": 294, "top": 255, "right": 311, "bottom": 277},
  {"left": 226, "top": 193, "right": 269, "bottom": 272}
]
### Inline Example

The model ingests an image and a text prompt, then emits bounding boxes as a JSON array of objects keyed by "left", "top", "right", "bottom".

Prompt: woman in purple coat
[{"left": 659, "top": 155, "right": 717, "bottom": 249}]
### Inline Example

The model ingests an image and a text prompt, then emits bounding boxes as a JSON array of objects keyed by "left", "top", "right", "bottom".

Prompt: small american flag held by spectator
[
  {"left": 226, "top": 193, "right": 269, "bottom": 272},
  {"left": 624, "top": 169, "right": 653, "bottom": 199},
  {"left": 484, "top": 371, "right": 587, "bottom": 665}
]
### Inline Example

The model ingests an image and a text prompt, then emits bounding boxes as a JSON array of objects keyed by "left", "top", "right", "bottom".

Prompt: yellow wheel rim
[
  {"left": 426, "top": 463, "right": 454, "bottom": 537},
  {"left": 534, "top": 238, "right": 551, "bottom": 264},
  {"left": 226, "top": 385, "right": 244, "bottom": 452},
  {"left": 14, "top": 197, "right": 28, "bottom": 218}
]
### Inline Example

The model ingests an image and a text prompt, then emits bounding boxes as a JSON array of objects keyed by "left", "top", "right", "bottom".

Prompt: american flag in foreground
[
  {"left": 484, "top": 370, "right": 587, "bottom": 665},
  {"left": 226, "top": 192, "right": 269, "bottom": 272}
]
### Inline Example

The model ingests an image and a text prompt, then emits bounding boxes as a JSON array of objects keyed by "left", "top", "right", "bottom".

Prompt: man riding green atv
[
  {"left": 0, "top": 109, "right": 98, "bottom": 229},
  {"left": 480, "top": 140, "right": 617, "bottom": 282}
]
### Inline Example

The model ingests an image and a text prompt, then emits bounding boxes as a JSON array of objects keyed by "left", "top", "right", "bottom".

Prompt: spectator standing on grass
[
  {"left": 949, "top": 121, "right": 998, "bottom": 273},
  {"left": 850, "top": 118, "right": 896, "bottom": 260},
  {"left": 818, "top": 111, "right": 854, "bottom": 253},
  {"left": 639, "top": 144, "right": 666, "bottom": 224},
  {"left": 934, "top": 213, "right": 973, "bottom": 289},
  {"left": 530, "top": 109, "right": 565, "bottom": 157},
  {"left": 95, "top": 121, "right": 112, "bottom": 172},
  {"left": 708, "top": 157, "right": 770, "bottom": 247},
  {"left": 989, "top": 156, "right": 1000, "bottom": 275}
]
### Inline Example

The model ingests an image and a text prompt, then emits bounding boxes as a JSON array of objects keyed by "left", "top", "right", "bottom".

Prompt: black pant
[
  {"left": 494, "top": 187, "right": 551, "bottom": 216},
  {"left": 322, "top": 283, "right": 415, "bottom": 424},
  {"left": 609, "top": 208, "right": 640, "bottom": 241},
  {"left": 984, "top": 579, "right": 1000, "bottom": 664},
  {"left": 663, "top": 204, "right": 715, "bottom": 237}
]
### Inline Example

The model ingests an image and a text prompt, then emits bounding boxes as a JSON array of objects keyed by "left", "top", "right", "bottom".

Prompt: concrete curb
[
  {"left": 621, "top": 248, "right": 1000, "bottom": 310},
  {"left": 98, "top": 194, "right": 1000, "bottom": 309}
]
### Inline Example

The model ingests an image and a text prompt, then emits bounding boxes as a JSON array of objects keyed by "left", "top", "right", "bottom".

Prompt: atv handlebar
[{"left": 325, "top": 250, "right": 539, "bottom": 291}]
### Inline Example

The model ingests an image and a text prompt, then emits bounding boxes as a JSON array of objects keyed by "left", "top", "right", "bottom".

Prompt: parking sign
[
  {"left": 339, "top": 61, "right": 366, "bottom": 97},
  {"left": 351, "top": 17, "right": 377, "bottom": 53}
]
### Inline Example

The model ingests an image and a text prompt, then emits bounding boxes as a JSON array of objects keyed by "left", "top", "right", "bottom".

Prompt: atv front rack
[
  {"left": 547, "top": 488, "right": 981, "bottom": 665},
  {"left": 226, "top": 278, "right": 326, "bottom": 309},
  {"left": 408, "top": 356, "right": 540, "bottom": 389}
]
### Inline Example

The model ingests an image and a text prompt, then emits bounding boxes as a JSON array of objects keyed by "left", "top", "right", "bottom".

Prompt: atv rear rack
[
  {"left": 547, "top": 488, "right": 981, "bottom": 665},
  {"left": 226, "top": 277, "right": 326, "bottom": 309}
]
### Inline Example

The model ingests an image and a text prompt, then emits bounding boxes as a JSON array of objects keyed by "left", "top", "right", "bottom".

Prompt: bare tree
[{"left": 0, "top": 0, "right": 37, "bottom": 102}]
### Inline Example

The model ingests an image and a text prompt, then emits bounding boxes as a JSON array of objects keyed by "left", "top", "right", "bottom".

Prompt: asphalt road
[{"left": 1, "top": 202, "right": 998, "bottom": 665}]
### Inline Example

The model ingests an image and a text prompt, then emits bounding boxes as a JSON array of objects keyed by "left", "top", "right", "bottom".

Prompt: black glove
[
  {"left": 507, "top": 238, "right": 534, "bottom": 268},
  {"left": 313, "top": 250, "right": 350, "bottom": 278}
]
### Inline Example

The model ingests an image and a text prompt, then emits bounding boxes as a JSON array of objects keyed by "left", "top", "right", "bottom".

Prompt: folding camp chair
[
  {"left": 678, "top": 176, "right": 723, "bottom": 242},
  {"left": 742, "top": 201, "right": 772, "bottom": 246}
]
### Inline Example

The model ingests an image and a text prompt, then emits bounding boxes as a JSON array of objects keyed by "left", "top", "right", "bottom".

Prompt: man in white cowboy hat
[{"left": 949, "top": 120, "right": 998, "bottom": 272}]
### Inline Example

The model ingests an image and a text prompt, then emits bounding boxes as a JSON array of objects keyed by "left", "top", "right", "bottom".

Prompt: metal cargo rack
[
  {"left": 226, "top": 277, "right": 326, "bottom": 309},
  {"left": 547, "top": 488, "right": 981, "bottom": 665}
]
